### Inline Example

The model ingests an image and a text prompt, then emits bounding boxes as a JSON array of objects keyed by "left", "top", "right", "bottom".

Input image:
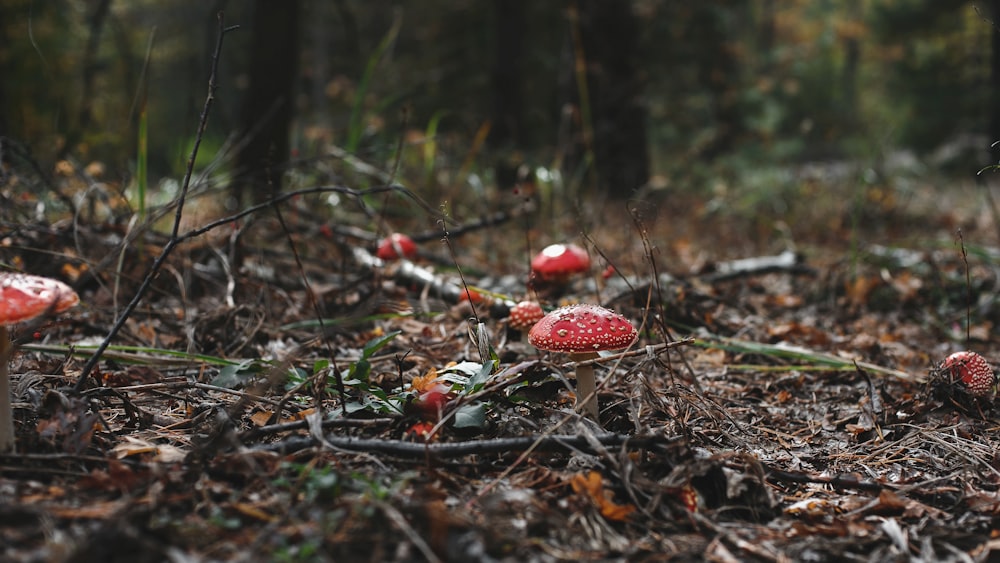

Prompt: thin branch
[
  {"left": 73, "top": 14, "right": 239, "bottom": 392},
  {"left": 252, "top": 432, "right": 685, "bottom": 458}
]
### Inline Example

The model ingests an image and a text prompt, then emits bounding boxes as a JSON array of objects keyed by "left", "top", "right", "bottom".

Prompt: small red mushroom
[
  {"left": 940, "top": 350, "right": 994, "bottom": 398},
  {"left": 530, "top": 243, "right": 590, "bottom": 284},
  {"left": 508, "top": 301, "right": 545, "bottom": 333},
  {"left": 0, "top": 274, "right": 79, "bottom": 452},
  {"left": 528, "top": 304, "right": 637, "bottom": 421},
  {"left": 405, "top": 421, "right": 438, "bottom": 442},
  {"left": 457, "top": 288, "right": 484, "bottom": 304},
  {"left": 376, "top": 233, "right": 418, "bottom": 261}
]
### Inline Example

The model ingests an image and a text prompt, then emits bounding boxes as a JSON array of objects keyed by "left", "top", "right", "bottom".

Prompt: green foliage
[
  {"left": 452, "top": 401, "right": 487, "bottom": 429},
  {"left": 341, "top": 331, "right": 407, "bottom": 415},
  {"left": 273, "top": 461, "right": 414, "bottom": 505},
  {"left": 210, "top": 358, "right": 269, "bottom": 389},
  {"left": 3, "top": 1, "right": 990, "bottom": 212},
  {"left": 346, "top": 15, "right": 402, "bottom": 154}
]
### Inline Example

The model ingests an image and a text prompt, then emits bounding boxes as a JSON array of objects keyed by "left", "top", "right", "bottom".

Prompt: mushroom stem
[
  {"left": 0, "top": 326, "right": 13, "bottom": 452},
  {"left": 570, "top": 352, "right": 600, "bottom": 420}
]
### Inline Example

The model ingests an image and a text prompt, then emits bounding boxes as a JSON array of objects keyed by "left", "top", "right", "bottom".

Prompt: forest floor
[{"left": 3, "top": 167, "right": 1000, "bottom": 562}]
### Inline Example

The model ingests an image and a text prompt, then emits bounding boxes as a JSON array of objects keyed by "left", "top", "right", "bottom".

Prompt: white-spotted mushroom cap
[
  {"left": 508, "top": 301, "right": 545, "bottom": 332},
  {"left": 528, "top": 304, "right": 636, "bottom": 353},
  {"left": 941, "top": 350, "right": 994, "bottom": 398},
  {"left": 530, "top": 244, "right": 590, "bottom": 281},
  {"left": 0, "top": 274, "right": 79, "bottom": 325}
]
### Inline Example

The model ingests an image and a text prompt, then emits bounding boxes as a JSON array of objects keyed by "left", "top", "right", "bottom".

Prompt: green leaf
[
  {"left": 343, "top": 401, "right": 370, "bottom": 414},
  {"left": 452, "top": 402, "right": 487, "bottom": 429},
  {"left": 350, "top": 358, "right": 372, "bottom": 384},
  {"left": 467, "top": 361, "right": 494, "bottom": 393},
  {"left": 210, "top": 359, "right": 264, "bottom": 389},
  {"left": 362, "top": 330, "right": 402, "bottom": 359},
  {"left": 285, "top": 366, "right": 309, "bottom": 390}
]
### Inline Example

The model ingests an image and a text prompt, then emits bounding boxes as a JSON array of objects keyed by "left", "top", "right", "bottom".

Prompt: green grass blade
[
  {"left": 21, "top": 343, "right": 247, "bottom": 368},
  {"left": 693, "top": 334, "right": 920, "bottom": 381},
  {"left": 346, "top": 14, "right": 402, "bottom": 153}
]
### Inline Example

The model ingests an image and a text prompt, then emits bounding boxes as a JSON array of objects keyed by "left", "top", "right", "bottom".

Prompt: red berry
[{"left": 941, "top": 351, "right": 994, "bottom": 398}]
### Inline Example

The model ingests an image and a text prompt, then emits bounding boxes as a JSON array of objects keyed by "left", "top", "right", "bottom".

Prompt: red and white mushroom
[
  {"left": 528, "top": 304, "right": 636, "bottom": 420},
  {"left": 376, "top": 233, "right": 418, "bottom": 261},
  {"left": 0, "top": 274, "right": 79, "bottom": 452},
  {"left": 940, "top": 350, "right": 994, "bottom": 398},
  {"left": 508, "top": 300, "right": 545, "bottom": 333},
  {"left": 529, "top": 244, "right": 590, "bottom": 295}
]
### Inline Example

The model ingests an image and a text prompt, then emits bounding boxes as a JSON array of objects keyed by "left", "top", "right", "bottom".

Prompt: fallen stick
[{"left": 251, "top": 432, "right": 686, "bottom": 458}]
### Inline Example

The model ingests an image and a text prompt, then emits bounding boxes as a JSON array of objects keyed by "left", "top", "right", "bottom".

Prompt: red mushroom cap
[
  {"left": 508, "top": 301, "right": 545, "bottom": 332},
  {"left": 941, "top": 350, "right": 994, "bottom": 398},
  {"left": 528, "top": 304, "right": 636, "bottom": 353},
  {"left": 458, "top": 288, "right": 485, "bottom": 304},
  {"left": 530, "top": 244, "right": 590, "bottom": 282},
  {"left": 376, "top": 233, "right": 418, "bottom": 260},
  {"left": 0, "top": 274, "right": 79, "bottom": 325}
]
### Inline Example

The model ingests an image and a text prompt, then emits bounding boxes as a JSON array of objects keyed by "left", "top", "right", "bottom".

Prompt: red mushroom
[
  {"left": 508, "top": 301, "right": 545, "bottom": 333},
  {"left": 376, "top": 233, "right": 418, "bottom": 261},
  {"left": 940, "top": 350, "right": 994, "bottom": 398},
  {"left": 0, "top": 274, "right": 79, "bottom": 452},
  {"left": 528, "top": 304, "right": 636, "bottom": 420},
  {"left": 529, "top": 244, "right": 590, "bottom": 296}
]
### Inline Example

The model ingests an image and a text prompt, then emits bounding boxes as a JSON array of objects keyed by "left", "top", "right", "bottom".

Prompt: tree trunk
[
  {"left": 992, "top": 0, "right": 1000, "bottom": 143},
  {"left": 841, "top": 0, "right": 863, "bottom": 132},
  {"left": 564, "top": 0, "right": 649, "bottom": 198},
  {"left": 233, "top": 0, "right": 300, "bottom": 205},
  {"left": 490, "top": 0, "right": 525, "bottom": 149}
]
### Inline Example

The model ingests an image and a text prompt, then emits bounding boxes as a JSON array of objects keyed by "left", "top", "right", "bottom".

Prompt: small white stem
[
  {"left": 571, "top": 352, "right": 600, "bottom": 421},
  {"left": 0, "top": 326, "right": 14, "bottom": 452}
]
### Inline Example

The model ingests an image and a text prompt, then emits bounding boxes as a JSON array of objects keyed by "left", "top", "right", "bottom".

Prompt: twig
[
  {"left": 252, "top": 432, "right": 685, "bottom": 458},
  {"left": 763, "top": 464, "right": 890, "bottom": 494},
  {"left": 957, "top": 229, "right": 971, "bottom": 345},
  {"left": 377, "top": 500, "right": 443, "bottom": 563},
  {"left": 73, "top": 14, "right": 239, "bottom": 392},
  {"left": 238, "top": 416, "right": 395, "bottom": 442}
]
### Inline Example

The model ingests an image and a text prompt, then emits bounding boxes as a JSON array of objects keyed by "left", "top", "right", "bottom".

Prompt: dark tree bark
[
  {"left": 490, "top": 0, "right": 527, "bottom": 191},
  {"left": 757, "top": 0, "right": 775, "bottom": 56},
  {"left": 564, "top": 0, "right": 649, "bottom": 198},
  {"left": 992, "top": 0, "right": 1000, "bottom": 143},
  {"left": 233, "top": 0, "right": 300, "bottom": 205},
  {"left": 0, "top": 1, "right": 9, "bottom": 165},
  {"left": 841, "top": 0, "right": 863, "bottom": 132},
  {"left": 58, "top": 0, "right": 112, "bottom": 160},
  {"left": 490, "top": 0, "right": 525, "bottom": 149},
  {"left": 691, "top": 3, "right": 743, "bottom": 160}
]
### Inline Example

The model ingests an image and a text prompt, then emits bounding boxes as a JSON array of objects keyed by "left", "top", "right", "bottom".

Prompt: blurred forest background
[{"left": 1, "top": 0, "right": 999, "bottom": 224}]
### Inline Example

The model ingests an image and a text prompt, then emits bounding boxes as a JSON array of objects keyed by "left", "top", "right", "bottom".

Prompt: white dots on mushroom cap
[
  {"left": 528, "top": 304, "right": 637, "bottom": 353},
  {"left": 508, "top": 301, "right": 545, "bottom": 332}
]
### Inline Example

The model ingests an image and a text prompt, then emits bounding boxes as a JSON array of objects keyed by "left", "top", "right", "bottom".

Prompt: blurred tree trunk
[
  {"left": 233, "top": 0, "right": 300, "bottom": 206},
  {"left": 491, "top": 0, "right": 524, "bottom": 149},
  {"left": 757, "top": 0, "right": 775, "bottom": 56},
  {"left": 59, "top": 0, "right": 111, "bottom": 160},
  {"left": 992, "top": 0, "right": 1000, "bottom": 142},
  {"left": 693, "top": 3, "right": 745, "bottom": 160},
  {"left": 564, "top": 0, "right": 649, "bottom": 198},
  {"left": 490, "top": 0, "right": 526, "bottom": 190},
  {"left": 841, "top": 0, "right": 863, "bottom": 131},
  {"left": 0, "top": 1, "right": 8, "bottom": 164}
]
